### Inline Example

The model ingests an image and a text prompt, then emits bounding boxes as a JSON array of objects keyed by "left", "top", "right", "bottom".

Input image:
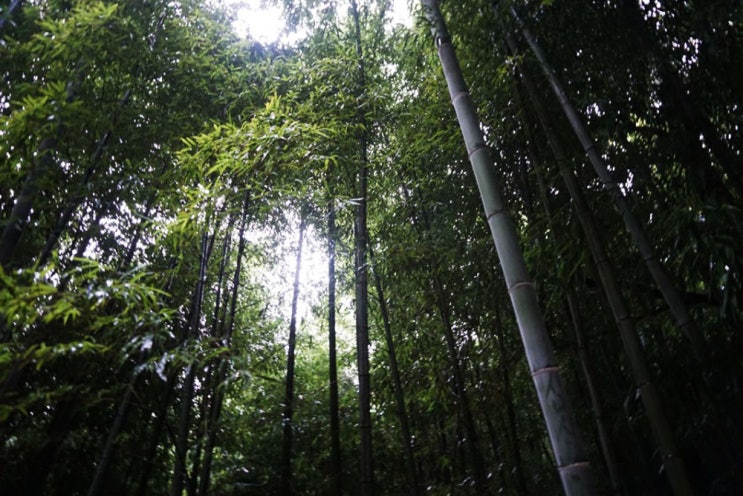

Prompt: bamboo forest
[{"left": 2, "top": 0, "right": 742, "bottom": 494}]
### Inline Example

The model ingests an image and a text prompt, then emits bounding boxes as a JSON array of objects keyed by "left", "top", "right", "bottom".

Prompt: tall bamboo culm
[
  {"left": 509, "top": 7, "right": 706, "bottom": 360},
  {"left": 420, "top": 2, "right": 595, "bottom": 495},
  {"left": 350, "top": 1, "right": 373, "bottom": 494}
]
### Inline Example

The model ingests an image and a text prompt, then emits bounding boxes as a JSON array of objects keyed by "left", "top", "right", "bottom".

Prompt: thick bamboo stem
[
  {"left": 420, "top": 2, "right": 595, "bottom": 494},
  {"left": 171, "top": 232, "right": 211, "bottom": 496},
  {"left": 199, "top": 191, "right": 251, "bottom": 496}
]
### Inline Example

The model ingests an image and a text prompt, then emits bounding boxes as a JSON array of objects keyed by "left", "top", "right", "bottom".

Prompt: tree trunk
[
  {"left": 420, "top": 2, "right": 595, "bottom": 494},
  {"left": 171, "top": 232, "right": 212, "bottom": 496},
  {"left": 189, "top": 225, "right": 233, "bottom": 496},
  {"left": 0, "top": 137, "right": 56, "bottom": 268},
  {"left": 118, "top": 193, "right": 157, "bottom": 270},
  {"left": 565, "top": 293, "right": 624, "bottom": 496},
  {"left": 1, "top": 73, "right": 81, "bottom": 269},
  {"left": 504, "top": 33, "right": 623, "bottom": 496},
  {"left": 23, "top": 399, "right": 78, "bottom": 495},
  {"left": 350, "top": 2, "right": 373, "bottom": 494},
  {"left": 188, "top": 368, "right": 211, "bottom": 496},
  {"left": 510, "top": 85, "right": 626, "bottom": 492},
  {"left": 136, "top": 378, "right": 175, "bottom": 496},
  {"left": 198, "top": 191, "right": 251, "bottom": 496},
  {"left": 196, "top": 367, "right": 222, "bottom": 496},
  {"left": 465, "top": 330, "right": 509, "bottom": 491},
  {"left": 172, "top": 361, "right": 196, "bottom": 495},
  {"left": 511, "top": 6, "right": 707, "bottom": 362},
  {"left": 434, "top": 414, "right": 453, "bottom": 486},
  {"left": 401, "top": 182, "right": 487, "bottom": 492},
  {"left": 431, "top": 277, "right": 487, "bottom": 492},
  {"left": 508, "top": 30, "right": 691, "bottom": 496},
  {"left": 369, "top": 245, "right": 420, "bottom": 496},
  {"left": 508, "top": 19, "right": 695, "bottom": 495},
  {"left": 65, "top": 199, "right": 109, "bottom": 268},
  {"left": 38, "top": 90, "right": 131, "bottom": 266},
  {"left": 326, "top": 186, "right": 343, "bottom": 496},
  {"left": 493, "top": 306, "right": 529, "bottom": 496},
  {"left": 481, "top": 405, "right": 509, "bottom": 491},
  {"left": 280, "top": 216, "right": 306, "bottom": 496},
  {"left": 86, "top": 382, "right": 135, "bottom": 496}
]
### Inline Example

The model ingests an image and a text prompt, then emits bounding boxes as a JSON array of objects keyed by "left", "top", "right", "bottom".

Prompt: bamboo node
[
  {"left": 508, "top": 280, "right": 535, "bottom": 292},
  {"left": 486, "top": 207, "right": 507, "bottom": 221},
  {"left": 558, "top": 461, "right": 591, "bottom": 472},
  {"left": 468, "top": 144, "right": 487, "bottom": 159},
  {"left": 451, "top": 91, "right": 469, "bottom": 104},
  {"left": 531, "top": 366, "right": 559, "bottom": 378}
]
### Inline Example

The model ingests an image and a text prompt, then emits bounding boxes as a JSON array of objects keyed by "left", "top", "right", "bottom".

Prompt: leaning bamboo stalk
[
  {"left": 39, "top": 90, "right": 132, "bottom": 267},
  {"left": 171, "top": 231, "right": 212, "bottom": 496},
  {"left": 86, "top": 382, "right": 134, "bottom": 496},
  {"left": 0, "top": 137, "right": 56, "bottom": 268},
  {"left": 199, "top": 191, "right": 251, "bottom": 496},
  {"left": 505, "top": 55, "right": 622, "bottom": 493},
  {"left": 504, "top": 28, "right": 686, "bottom": 495},
  {"left": 514, "top": 51, "right": 692, "bottom": 496},
  {"left": 510, "top": 6, "right": 706, "bottom": 360},
  {"left": 369, "top": 244, "right": 421, "bottom": 495},
  {"left": 420, "top": 2, "right": 595, "bottom": 494}
]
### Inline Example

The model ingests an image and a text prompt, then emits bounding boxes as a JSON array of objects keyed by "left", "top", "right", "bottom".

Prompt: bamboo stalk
[
  {"left": 510, "top": 6, "right": 706, "bottom": 361},
  {"left": 420, "top": 2, "right": 595, "bottom": 494}
]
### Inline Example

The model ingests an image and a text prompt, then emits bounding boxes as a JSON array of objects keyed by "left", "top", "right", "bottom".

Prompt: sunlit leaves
[
  {"left": 0, "top": 259, "right": 171, "bottom": 337},
  {"left": 0, "top": 257, "right": 172, "bottom": 434},
  {"left": 0, "top": 81, "right": 68, "bottom": 152},
  {"left": 31, "top": 2, "right": 121, "bottom": 62},
  {"left": 172, "top": 88, "right": 341, "bottom": 244}
]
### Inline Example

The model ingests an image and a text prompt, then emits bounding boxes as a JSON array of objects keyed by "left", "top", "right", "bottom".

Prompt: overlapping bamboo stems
[
  {"left": 171, "top": 230, "right": 213, "bottom": 496},
  {"left": 420, "top": 2, "right": 595, "bottom": 494},
  {"left": 503, "top": 52, "right": 623, "bottom": 495},
  {"left": 369, "top": 244, "right": 421, "bottom": 495},
  {"left": 503, "top": 27, "right": 694, "bottom": 496},
  {"left": 280, "top": 216, "right": 306, "bottom": 495},
  {"left": 349, "top": 1, "right": 373, "bottom": 493},
  {"left": 510, "top": 7, "right": 706, "bottom": 360}
]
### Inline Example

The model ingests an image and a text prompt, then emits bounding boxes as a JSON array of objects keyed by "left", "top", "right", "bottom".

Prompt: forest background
[{"left": 1, "top": 0, "right": 742, "bottom": 495}]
